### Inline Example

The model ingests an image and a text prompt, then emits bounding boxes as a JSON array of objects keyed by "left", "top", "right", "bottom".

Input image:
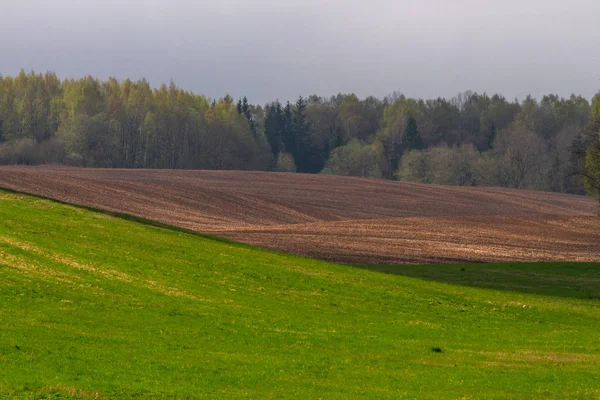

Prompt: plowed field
[{"left": 0, "top": 166, "right": 598, "bottom": 264}]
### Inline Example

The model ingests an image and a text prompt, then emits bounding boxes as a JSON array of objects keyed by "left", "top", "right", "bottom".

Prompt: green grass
[{"left": 0, "top": 191, "right": 599, "bottom": 399}]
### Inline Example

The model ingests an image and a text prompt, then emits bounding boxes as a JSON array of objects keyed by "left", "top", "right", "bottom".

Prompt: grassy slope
[{"left": 0, "top": 191, "right": 599, "bottom": 399}]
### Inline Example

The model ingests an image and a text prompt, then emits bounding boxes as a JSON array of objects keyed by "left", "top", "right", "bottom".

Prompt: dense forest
[{"left": 0, "top": 70, "right": 599, "bottom": 198}]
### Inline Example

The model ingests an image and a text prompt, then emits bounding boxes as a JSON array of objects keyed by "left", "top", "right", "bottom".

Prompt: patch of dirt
[{"left": 0, "top": 166, "right": 598, "bottom": 264}]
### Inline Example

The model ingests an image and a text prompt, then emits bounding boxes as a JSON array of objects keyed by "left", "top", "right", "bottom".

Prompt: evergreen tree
[
  {"left": 241, "top": 96, "right": 257, "bottom": 137},
  {"left": 242, "top": 97, "right": 250, "bottom": 119},
  {"left": 293, "top": 97, "right": 309, "bottom": 142},
  {"left": 265, "top": 102, "right": 283, "bottom": 157},
  {"left": 282, "top": 101, "right": 294, "bottom": 155},
  {"left": 292, "top": 96, "right": 320, "bottom": 173},
  {"left": 236, "top": 99, "right": 243, "bottom": 115},
  {"left": 402, "top": 116, "right": 423, "bottom": 151}
]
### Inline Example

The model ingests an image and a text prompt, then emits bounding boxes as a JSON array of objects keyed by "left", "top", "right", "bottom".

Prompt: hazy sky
[{"left": 1, "top": 0, "right": 599, "bottom": 103}]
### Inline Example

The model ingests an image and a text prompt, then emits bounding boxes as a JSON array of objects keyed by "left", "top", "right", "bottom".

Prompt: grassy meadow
[{"left": 0, "top": 190, "right": 599, "bottom": 399}]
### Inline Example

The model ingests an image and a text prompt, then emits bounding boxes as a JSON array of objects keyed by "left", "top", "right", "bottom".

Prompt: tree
[
  {"left": 241, "top": 97, "right": 250, "bottom": 119},
  {"left": 264, "top": 102, "right": 283, "bottom": 158},
  {"left": 275, "top": 152, "right": 296, "bottom": 172},
  {"left": 545, "top": 125, "right": 587, "bottom": 194},
  {"left": 480, "top": 128, "right": 551, "bottom": 190},
  {"left": 291, "top": 96, "right": 321, "bottom": 173},
  {"left": 305, "top": 96, "right": 341, "bottom": 168},
  {"left": 321, "top": 139, "right": 384, "bottom": 178},
  {"left": 396, "top": 145, "right": 479, "bottom": 186},
  {"left": 582, "top": 95, "right": 600, "bottom": 203},
  {"left": 241, "top": 96, "right": 257, "bottom": 137},
  {"left": 402, "top": 116, "right": 423, "bottom": 151},
  {"left": 584, "top": 126, "right": 600, "bottom": 203},
  {"left": 376, "top": 98, "right": 420, "bottom": 178},
  {"left": 487, "top": 122, "right": 497, "bottom": 149},
  {"left": 396, "top": 149, "right": 433, "bottom": 184},
  {"left": 282, "top": 101, "right": 294, "bottom": 154}
]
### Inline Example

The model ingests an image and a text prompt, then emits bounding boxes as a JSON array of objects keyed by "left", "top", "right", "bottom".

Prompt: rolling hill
[
  {"left": 0, "top": 166, "right": 598, "bottom": 264},
  {"left": 1, "top": 190, "right": 600, "bottom": 399}
]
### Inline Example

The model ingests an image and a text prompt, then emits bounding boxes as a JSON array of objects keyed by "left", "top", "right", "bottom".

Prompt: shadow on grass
[{"left": 354, "top": 262, "right": 600, "bottom": 300}]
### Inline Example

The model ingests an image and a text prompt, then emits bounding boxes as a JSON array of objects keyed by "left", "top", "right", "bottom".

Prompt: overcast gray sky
[{"left": 1, "top": 0, "right": 599, "bottom": 104}]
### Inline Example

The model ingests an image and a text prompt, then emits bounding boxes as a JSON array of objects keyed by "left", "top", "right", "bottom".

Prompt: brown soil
[{"left": 0, "top": 165, "right": 598, "bottom": 264}]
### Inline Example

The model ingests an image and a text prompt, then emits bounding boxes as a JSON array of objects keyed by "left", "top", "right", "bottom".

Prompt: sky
[{"left": 1, "top": 0, "right": 599, "bottom": 104}]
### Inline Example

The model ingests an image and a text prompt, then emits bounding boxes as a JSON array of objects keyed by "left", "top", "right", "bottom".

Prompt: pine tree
[
  {"left": 236, "top": 99, "right": 243, "bottom": 115},
  {"left": 402, "top": 116, "right": 423, "bottom": 151}
]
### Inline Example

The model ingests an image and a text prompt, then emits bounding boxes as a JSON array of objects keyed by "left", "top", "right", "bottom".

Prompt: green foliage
[
  {"left": 322, "top": 139, "right": 384, "bottom": 178},
  {"left": 1, "top": 192, "right": 600, "bottom": 398},
  {"left": 396, "top": 150, "right": 430, "bottom": 183},
  {"left": 237, "top": 96, "right": 257, "bottom": 138},
  {"left": 516, "top": 94, "right": 592, "bottom": 140},
  {"left": 584, "top": 135, "right": 600, "bottom": 200},
  {"left": 292, "top": 96, "right": 325, "bottom": 173},
  {"left": 579, "top": 93, "right": 600, "bottom": 203},
  {"left": 396, "top": 145, "right": 478, "bottom": 186},
  {"left": 282, "top": 101, "right": 294, "bottom": 155},
  {"left": 275, "top": 151, "right": 297, "bottom": 172},
  {"left": 0, "top": 73, "right": 263, "bottom": 170},
  {"left": 583, "top": 120, "right": 600, "bottom": 202},
  {"left": 592, "top": 93, "right": 600, "bottom": 119},
  {"left": 402, "top": 116, "right": 423, "bottom": 151},
  {"left": 265, "top": 101, "right": 284, "bottom": 157}
]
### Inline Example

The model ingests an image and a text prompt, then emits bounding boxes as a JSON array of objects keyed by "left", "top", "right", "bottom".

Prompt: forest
[{"left": 0, "top": 70, "right": 599, "bottom": 198}]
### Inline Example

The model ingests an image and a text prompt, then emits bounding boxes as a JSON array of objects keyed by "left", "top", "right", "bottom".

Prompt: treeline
[
  {"left": 0, "top": 70, "right": 599, "bottom": 197},
  {"left": 0, "top": 71, "right": 271, "bottom": 170}
]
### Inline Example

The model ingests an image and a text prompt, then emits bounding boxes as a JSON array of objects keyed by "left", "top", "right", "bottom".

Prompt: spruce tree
[
  {"left": 292, "top": 96, "right": 317, "bottom": 173},
  {"left": 265, "top": 102, "right": 283, "bottom": 157},
  {"left": 240, "top": 97, "right": 257, "bottom": 137},
  {"left": 402, "top": 116, "right": 423, "bottom": 151},
  {"left": 242, "top": 97, "right": 251, "bottom": 120},
  {"left": 282, "top": 101, "right": 294, "bottom": 155}
]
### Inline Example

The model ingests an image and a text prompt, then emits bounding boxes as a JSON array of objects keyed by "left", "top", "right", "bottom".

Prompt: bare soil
[{"left": 0, "top": 166, "right": 598, "bottom": 264}]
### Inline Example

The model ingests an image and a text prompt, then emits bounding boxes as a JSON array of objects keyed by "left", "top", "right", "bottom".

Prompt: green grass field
[{"left": 0, "top": 190, "right": 599, "bottom": 399}]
